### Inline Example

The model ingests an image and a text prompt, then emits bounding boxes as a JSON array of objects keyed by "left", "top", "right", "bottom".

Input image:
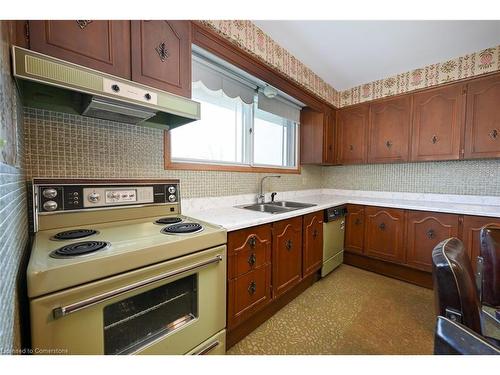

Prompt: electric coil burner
[
  {"left": 52, "top": 229, "right": 99, "bottom": 241},
  {"left": 50, "top": 241, "right": 110, "bottom": 258},
  {"left": 154, "top": 217, "right": 183, "bottom": 225},
  {"left": 161, "top": 223, "right": 203, "bottom": 235}
]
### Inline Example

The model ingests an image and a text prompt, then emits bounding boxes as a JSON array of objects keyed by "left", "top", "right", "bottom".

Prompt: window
[{"left": 168, "top": 50, "right": 302, "bottom": 172}]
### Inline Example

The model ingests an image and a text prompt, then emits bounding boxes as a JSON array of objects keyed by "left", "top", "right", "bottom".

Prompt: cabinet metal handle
[
  {"left": 349, "top": 144, "right": 354, "bottom": 151},
  {"left": 52, "top": 254, "right": 223, "bottom": 319},
  {"left": 426, "top": 229, "right": 435, "bottom": 239},
  {"left": 248, "top": 236, "right": 257, "bottom": 248},
  {"left": 355, "top": 218, "right": 361, "bottom": 225},
  {"left": 248, "top": 253, "right": 256, "bottom": 267},
  {"left": 431, "top": 135, "right": 438, "bottom": 144},
  {"left": 248, "top": 281, "right": 256, "bottom": 295},
  {"left": 285, "top": 239, "right": 293, "bottom": 251},
  {"left": 386, "top": 140, "right": 393, "bottom": 148},
  {"left": 313, "top": 229, "right": 319, "bottom": 238},
  {"left": 379, "top": 222, "right": 386, "bottom": 230},
  {"left": 155, "top": 41, "right": 169, "bottom": 62},
  {"left": 76, "top": 20, "right": 93, "bottom": 29},
  {"left": 490, "top": 129, "right": 499, "bottom": 140}
]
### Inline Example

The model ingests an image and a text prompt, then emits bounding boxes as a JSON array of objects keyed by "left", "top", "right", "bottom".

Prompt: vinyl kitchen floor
[{"left": 227, "top": 265, "right": 435, "bottom": 355}]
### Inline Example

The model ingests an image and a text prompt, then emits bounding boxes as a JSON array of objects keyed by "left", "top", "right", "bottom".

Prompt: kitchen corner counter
[{"left": 183, "top": 189, "right": 500, "bottom": 232}]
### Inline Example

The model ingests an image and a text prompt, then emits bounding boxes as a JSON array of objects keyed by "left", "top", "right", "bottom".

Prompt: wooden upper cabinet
[
  {"left": 131, "top": 21, "right": 191, "bottom": 97},
  {"left": 411, "top": 83, "right": 465, "bottom": 161},
  {"left": 406, "top": 211, "right": 459, "bottom": 272},
  {"left": 272, "top": 217, "right": 303, "bottom": 297},
  {"left": 364, "top": 206, "right": 405, "bottom": 264},
  {"left": 344, "top": 204, "right": 365, "bottom": 254},
  {"left": 28, "top": 21, "right": 131, "bottom": 79},
  {"left": 461, "top": 215, "right": 500, "bottom": 273},
  {"left": 368, "top": 96, "right": 411, "bottom": 163},
  {"left": 337, "top": 105, "right": 369, "bottom": 164},
  {"left": 300, "top": 108, "right": 336, "bottom": 165},
  {"left": 302, "top": 211, "right": 324, "bottom": 277},
  {"left": 465, "top": 74, "right": 500, "bottom": 159}
]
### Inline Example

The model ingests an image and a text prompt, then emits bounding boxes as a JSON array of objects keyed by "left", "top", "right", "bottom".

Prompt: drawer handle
[
  {"left": 248, "top": 281, "right": 256, "bottom": 295},
  {"left": 285, "top": 239, "right": 293, "bottom": 251},
  {"left": 313, "top": 229, "right": 319, "bottom": 238},
  {"left": 355, "top": 218, "right": 361, "bottom": 225},
  {"left": 379, "top": 222, "right": 386, "bottom": 231},
  {"left": 426, "top": 229, "right": 436, "bottom": 239},
  {"left": 248, "top": 236, "right": 257, "bottom": 248},
  {"left": 248, "top": 253, "right": 256, "bottom": 267},
  {"left": 431, "top": 135, "right": 438, "bottom": 144},
  {"left": 490, "top": 129, "right": 499, "bottom": 140},
  {"left": 386, "top": 140, "right": 393, "bottom": 148}
]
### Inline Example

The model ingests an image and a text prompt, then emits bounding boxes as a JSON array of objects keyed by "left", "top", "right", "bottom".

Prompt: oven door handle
[{"left": 52, "top": 254, "right": 223, "bottom": 319}]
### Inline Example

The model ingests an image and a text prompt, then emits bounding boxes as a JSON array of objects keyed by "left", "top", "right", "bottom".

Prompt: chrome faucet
[{"left": 257, "top": 175, "right": 281, "bottom": 203}]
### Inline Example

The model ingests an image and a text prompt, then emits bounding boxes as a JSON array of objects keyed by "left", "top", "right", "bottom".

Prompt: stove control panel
[{"left": 36, "top": 181, "right": 180, "bottom": 213}]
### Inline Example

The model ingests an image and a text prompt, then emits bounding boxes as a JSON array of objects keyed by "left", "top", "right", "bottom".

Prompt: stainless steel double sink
[{"left": 237, "top": 201, "right": 316, "bottom": 214}]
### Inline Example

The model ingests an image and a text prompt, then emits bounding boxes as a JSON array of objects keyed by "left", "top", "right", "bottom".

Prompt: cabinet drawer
[
  {"left": 227, "top": 265, "right": 271, "bottom": 329},
  {"left": 227, "top": 225, "right": 272, "bottom": 279}
]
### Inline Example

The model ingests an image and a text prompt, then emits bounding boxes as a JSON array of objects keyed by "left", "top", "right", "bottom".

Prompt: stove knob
[
  {"left": 42, "top": 188, "right": 57, "bottom": 199},
  {"left": 88, "top": 192, "right": 101, "bottom": 203},
  {"left": 168, "top": 186, "right": 176, "bottom": 194},
  {"left": 168, "top": 194, "right": 177, "bottom": 202},
  {"left": 43, "top": 200, "right": 58, "bottom": 211}
]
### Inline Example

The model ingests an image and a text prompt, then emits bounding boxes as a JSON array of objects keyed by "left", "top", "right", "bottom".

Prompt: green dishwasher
[{"left": 322, "top": 206, "right": 347, "bottom": 277}]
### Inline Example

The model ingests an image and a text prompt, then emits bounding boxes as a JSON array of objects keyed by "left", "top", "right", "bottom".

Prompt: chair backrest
[
  {"left": 432, "top": 237, "right": 483, "bottom": 335},
  {"left": 480, "top": 226, "right": 500, "bottom": 308}
]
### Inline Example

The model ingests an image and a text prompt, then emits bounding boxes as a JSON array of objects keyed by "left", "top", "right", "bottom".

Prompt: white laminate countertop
[{"left": 182, "top": 189, "right": 500, "bottom": 232}]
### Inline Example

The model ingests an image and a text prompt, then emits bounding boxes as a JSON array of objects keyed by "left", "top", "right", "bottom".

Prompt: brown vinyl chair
[
  {"left": 479, "top": 226, "right": 500, "bottom": 309},
  {"left": 431, "top": 237, "right": 500, "bottom": 345}
]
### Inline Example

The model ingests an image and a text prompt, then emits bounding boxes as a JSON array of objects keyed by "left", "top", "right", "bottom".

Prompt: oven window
[{"left": 103, "top": 274, "right": 198, "bottom": 355}]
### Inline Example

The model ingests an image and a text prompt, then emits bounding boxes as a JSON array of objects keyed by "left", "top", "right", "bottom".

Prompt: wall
[
  {"left": 322, "top": 159, "right": 500, "bottom": 196},
  {"left": 24, "top": 108, "right": 323, "bottom": 197},
  {"left": 0, "top": 21, "right": 29, "bottom": 354}
]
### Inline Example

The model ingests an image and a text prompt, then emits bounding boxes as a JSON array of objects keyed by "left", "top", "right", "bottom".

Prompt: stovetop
[{"left": 27, "top": 215, "right": 226, "bottom": 298}]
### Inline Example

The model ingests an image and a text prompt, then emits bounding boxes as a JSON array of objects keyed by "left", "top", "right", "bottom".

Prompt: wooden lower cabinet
[
  {"left": 272, "top": 217, "right": 303, "bottom": 297},
  {"left": 406, "top": 211, "right": 460, "bottom": 272},
  {"left": 462, "top": 215, "right": 500, "bottom": 272},
  {"left": 345, "top": 204, "right": 365, "bottom": 254},
  {"left": 364, "top": 207, "right": 406, "bottom": 264},
  {"left": 302, "top": 212, "right": 324, "bottom": 277}
]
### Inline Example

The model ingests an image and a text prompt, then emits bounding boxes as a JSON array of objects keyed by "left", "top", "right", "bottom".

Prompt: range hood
[{"left": 11, "top": 46, "right": 200, "bottom": 129}]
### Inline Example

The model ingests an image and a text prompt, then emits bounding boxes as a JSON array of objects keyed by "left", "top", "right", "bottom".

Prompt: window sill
[{"left": 164, "top": 131, "right": 301, "bottom": 174}]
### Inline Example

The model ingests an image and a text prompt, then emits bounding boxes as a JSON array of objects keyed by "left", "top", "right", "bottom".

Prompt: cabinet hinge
[
  {"left": 460, "top": 148, "right": 465, "bottom": 157},
  {"left": 24, "top": 21, "right": 30, "bottom": 43}
]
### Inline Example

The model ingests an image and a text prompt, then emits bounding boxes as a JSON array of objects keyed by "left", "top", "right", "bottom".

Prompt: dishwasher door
[{"left": 322, "top": 216, "right": 345, "bottom": 277}]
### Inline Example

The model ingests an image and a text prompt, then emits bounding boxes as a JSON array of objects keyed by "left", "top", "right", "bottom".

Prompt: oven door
[{"left": 30, "top": 245, "right": 226, "bottom": 354}]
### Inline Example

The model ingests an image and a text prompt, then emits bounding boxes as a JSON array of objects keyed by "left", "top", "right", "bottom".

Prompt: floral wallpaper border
[
  {"left": 338, "top": 45, "right": 500, "bottom": 107},
  {"left": 203, "top": 21, "right": 500, "bottom": 109}
]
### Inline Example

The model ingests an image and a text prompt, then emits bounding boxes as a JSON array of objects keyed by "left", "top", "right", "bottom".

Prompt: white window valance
[
  {"left": 192, "top": 54, "right": 257, "bottom": 104},
  {"left": 257, "top": 92, "right": 302, "bottom": 124}
]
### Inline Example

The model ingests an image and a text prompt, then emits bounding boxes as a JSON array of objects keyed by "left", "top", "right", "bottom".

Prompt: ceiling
[{"left": 253, "top": 20, "right": 500, "bottom": 91}]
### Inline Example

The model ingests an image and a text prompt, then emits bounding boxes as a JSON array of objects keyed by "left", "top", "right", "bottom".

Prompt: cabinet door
[
  {"left": 131, "top": 21, "right": 191, "bottom": 97},
  {"left": 462, "top": 215, "right": 500, "bottom": 272},
  {"left": 368, "top": 96, "right": 411, "bottom": 163},
  {"left": 28, "top": 21, "right": 131, "bottom": 79},
  {"left": 364, "top": 207, "right": 405, "bottom": 263},
  {"left": 411, "top": 83, "right": 465, "bottom": 161},
  {"left": 272, "top": 217, "right": 303, "bottom": 297},
  {"left": 227, "top": 224, "right": 272, "bottom": 280},
  {"left": 302, "top": 212, "right": 324, "bottom": 277},
  {"left": 337, "top": 105, "right": 369, "bottom": 164},
  {"left": 227, "top": 265, "right": 272, "bottom": 329},
  {"left": 465, "top": 74, "right": 500, "bottom": 159},
  {"left": 345, "top": 204, "right": 365, "bottom": 254},
  {"left": 406, "top": 211, "right": 459, "bottom": 272}
]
